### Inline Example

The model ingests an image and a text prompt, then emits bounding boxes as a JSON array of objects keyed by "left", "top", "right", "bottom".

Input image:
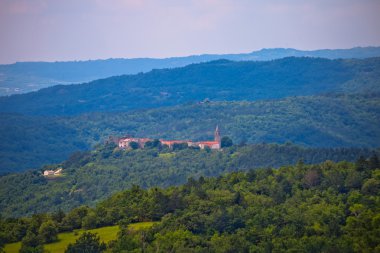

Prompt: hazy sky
[{"left": 1, "top": 0, "right": 380, "bottom": 63}]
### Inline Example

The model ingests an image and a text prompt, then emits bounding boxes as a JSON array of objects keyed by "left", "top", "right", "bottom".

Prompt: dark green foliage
[
  {"left": 1, "top": 94, "right": 379, "bottom": 173},
  {"left": 65, "top": 232, "right": 106, "bottom": 253},
  {"left": 129, "top": 141, "right": 139, "bottom": 150},
  {"left": 0, "top": 144, "right": 377, "bottom": 218},
  {"left": 172, "top": 143, "right": 188, "bottom": 150},
  {"left": 60, "top": 206, "right": 89, "bottom": 231},
  {"left": 1, "top": 159, "right": 379, "bottom": 252},
  {"left": 51, "top": 209, "right": 65, "bottom": 224},
  {"left": 221, "top": 136, "right": 233, "bottom": 148},
  {"left": 38, "top": 220, "right": 58, "bottom": 243},
  {"left": 105, "top": 160, "right": 378, "bottom": 252},
  {"left": 19, "top": 230, "right": 43, "bottom": 253},
  {"left": 145, "top": 139, "right": 162, "bottom": 149},
  {"left": 369, "top": 153, "right": 380, "bottom": 170},
  {"left": 0, "top": 231, "right": 5, "bottom": 253},
  {"left": 109, "top": 230, "right": 140, "bottom": 252},
  {"left": 0, "top": 113, "right": 87, "bottom": 173}
]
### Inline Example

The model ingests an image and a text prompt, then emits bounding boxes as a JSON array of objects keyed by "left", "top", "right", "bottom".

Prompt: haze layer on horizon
[{"left": 1, "top": 0, "right": 380, "bottom": 64}]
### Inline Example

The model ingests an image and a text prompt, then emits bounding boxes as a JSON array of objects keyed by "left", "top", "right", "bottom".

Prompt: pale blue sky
[{"left": 1, "top": 0, "right": 380, "bottom": 64}]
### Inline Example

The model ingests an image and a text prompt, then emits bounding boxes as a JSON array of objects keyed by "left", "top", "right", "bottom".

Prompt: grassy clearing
[
  {"left": 4, "top": 221, "right": 156, "bottom": 253},
  {"left": 3, "top": 242, "right": 19, "bottom": 253},
  {"left": 158, "top": 152, "right": 175, "bottom": 159}
]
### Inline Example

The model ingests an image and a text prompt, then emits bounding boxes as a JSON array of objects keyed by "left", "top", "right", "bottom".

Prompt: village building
[
  {"left": 43, "top": 170, "right": 55, "bottom": 176},
  {"left": 43, "top": 167, "right": 63, "bottom": 176},
  {"left": 54, "top": 168, "right": 63, "bottom": 175},
  {"left": 117, "top": 126, "right": 222, "bottom": 150},
  {"left": 118, "top": 137, "right": 152, "bottom": 149},
  {"left": 196, "top": 125, "right": 221, "bottom": 150}
]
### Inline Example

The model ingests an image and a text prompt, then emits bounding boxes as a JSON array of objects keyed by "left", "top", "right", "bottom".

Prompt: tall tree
[
  {"left": 38, "top": 220, "right": 58, "bottom": 243},
  {"left": 65, "top": 232, "right": 106, "bottom": 253}
]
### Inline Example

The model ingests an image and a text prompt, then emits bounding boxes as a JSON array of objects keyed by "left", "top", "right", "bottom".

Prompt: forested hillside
[
  {"left": 0, "top": 143, "right": 377, "bottom": 218},
  {"left": 1, "top": 157, "right": 379, "bottom": 252},
  {"left": 1, "top": 94, "right": 379, "bottom": 173},
  {"left": 1, "top": 57, "right": 379, "bottom": 115},
  {"left": 2, "top": 46, "right": 379, "bottom": 96}
]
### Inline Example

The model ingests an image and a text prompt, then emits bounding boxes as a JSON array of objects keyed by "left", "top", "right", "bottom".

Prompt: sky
[{"left": 0, "top": 0, "right": 380, "bottom": 64}]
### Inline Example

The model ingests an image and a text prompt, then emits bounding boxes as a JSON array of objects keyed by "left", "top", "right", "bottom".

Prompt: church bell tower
[{"left": 214, "top": 125, "right": 221, "bottom": 144}]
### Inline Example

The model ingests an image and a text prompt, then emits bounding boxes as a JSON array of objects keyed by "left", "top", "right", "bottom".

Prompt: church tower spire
[{"left": 214, "top": 125, "right": 221, "bottom": 144}]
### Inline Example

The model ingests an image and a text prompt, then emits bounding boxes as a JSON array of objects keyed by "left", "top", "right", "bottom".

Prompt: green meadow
[{"left": 4, "top": 222, "right": 155, "bottom": 253}]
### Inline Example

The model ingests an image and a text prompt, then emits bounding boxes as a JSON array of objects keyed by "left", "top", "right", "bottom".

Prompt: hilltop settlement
[
  {"left": 43, "top": 126, "right": 221, "bottom": 177},
  {"left": 116, "top": 126, "right": 221, "bottom": 150}
]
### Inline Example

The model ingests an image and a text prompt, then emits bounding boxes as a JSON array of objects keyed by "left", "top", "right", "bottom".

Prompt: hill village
[
  {"left": 43, "top": 126, "right": 221, "bottom": 177},
  {"left": 117, "top": 126, "right": 221, "bottom": 150}
]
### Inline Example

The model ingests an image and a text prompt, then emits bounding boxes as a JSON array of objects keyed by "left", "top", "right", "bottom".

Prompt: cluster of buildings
[{"left": 117, "top": 126, "right": 221, "bottom": 150}]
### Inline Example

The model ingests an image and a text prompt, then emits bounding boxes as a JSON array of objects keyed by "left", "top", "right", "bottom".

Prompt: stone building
[{"left": 118, "top": 126, "right": 221, "bottom": 150}]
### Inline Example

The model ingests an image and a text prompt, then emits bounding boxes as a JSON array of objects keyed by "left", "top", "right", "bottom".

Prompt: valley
[
  {"left": 0, "top": 50, "right": 379, "bottom": 253},
  {"left": 0, "top": 57, "right": 378, "bottom": 251},
  {"left": 1, "top": 93, "right": 379, "bottom": 173},
  {"left": 2, "top": 1, "right": 380, "bottom": 251}
]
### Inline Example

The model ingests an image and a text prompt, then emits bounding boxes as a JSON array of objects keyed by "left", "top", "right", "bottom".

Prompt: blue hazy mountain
[
  {"left": 1, "top": 46, "right": 380, "bottom": 96},
  {"left": 0, "top": 57, "right": 379, "bottom": 116}
]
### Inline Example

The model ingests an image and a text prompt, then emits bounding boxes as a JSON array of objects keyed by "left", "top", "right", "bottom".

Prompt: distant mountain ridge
[
  {"left": 1, "top": 57, "right": 379, "bottom": 116},
  {"left": 1, "top": 46, "right": 380, "bottom": 96}
]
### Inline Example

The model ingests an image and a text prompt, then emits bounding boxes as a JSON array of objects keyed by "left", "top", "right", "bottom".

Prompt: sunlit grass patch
[{"left": 4, "top": 221, "right": 157, "bottom": 253}]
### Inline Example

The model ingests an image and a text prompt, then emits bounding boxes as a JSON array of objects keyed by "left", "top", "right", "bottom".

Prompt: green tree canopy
[
  {"left": 221, "top": 136, "right": 233, "bottom": 148},
  {"left": 65, "top": 232, "right": 106, "bottom": 253},
  {"left": 38, "top": 220, "right": 58, "bottom": 243}
]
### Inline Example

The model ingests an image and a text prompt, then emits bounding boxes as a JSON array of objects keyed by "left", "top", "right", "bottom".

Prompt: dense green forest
[
  {"left": 1, "top": 94, "right": 379, "bottom": 173},
  {"left": 1, "top": 57, "right": 380, "bottom": 115},
  {"left": 0, "top": 142, "right": 377, "bottom": 218},
  {"left": 1, "top": 53, "right": 379, "bottom": 252},
  {"left": 1, "top": 156, "right": 379, "bottom": 252},
  {"left": 2, "top": 47, "right": 380, "bottom": 96}
]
